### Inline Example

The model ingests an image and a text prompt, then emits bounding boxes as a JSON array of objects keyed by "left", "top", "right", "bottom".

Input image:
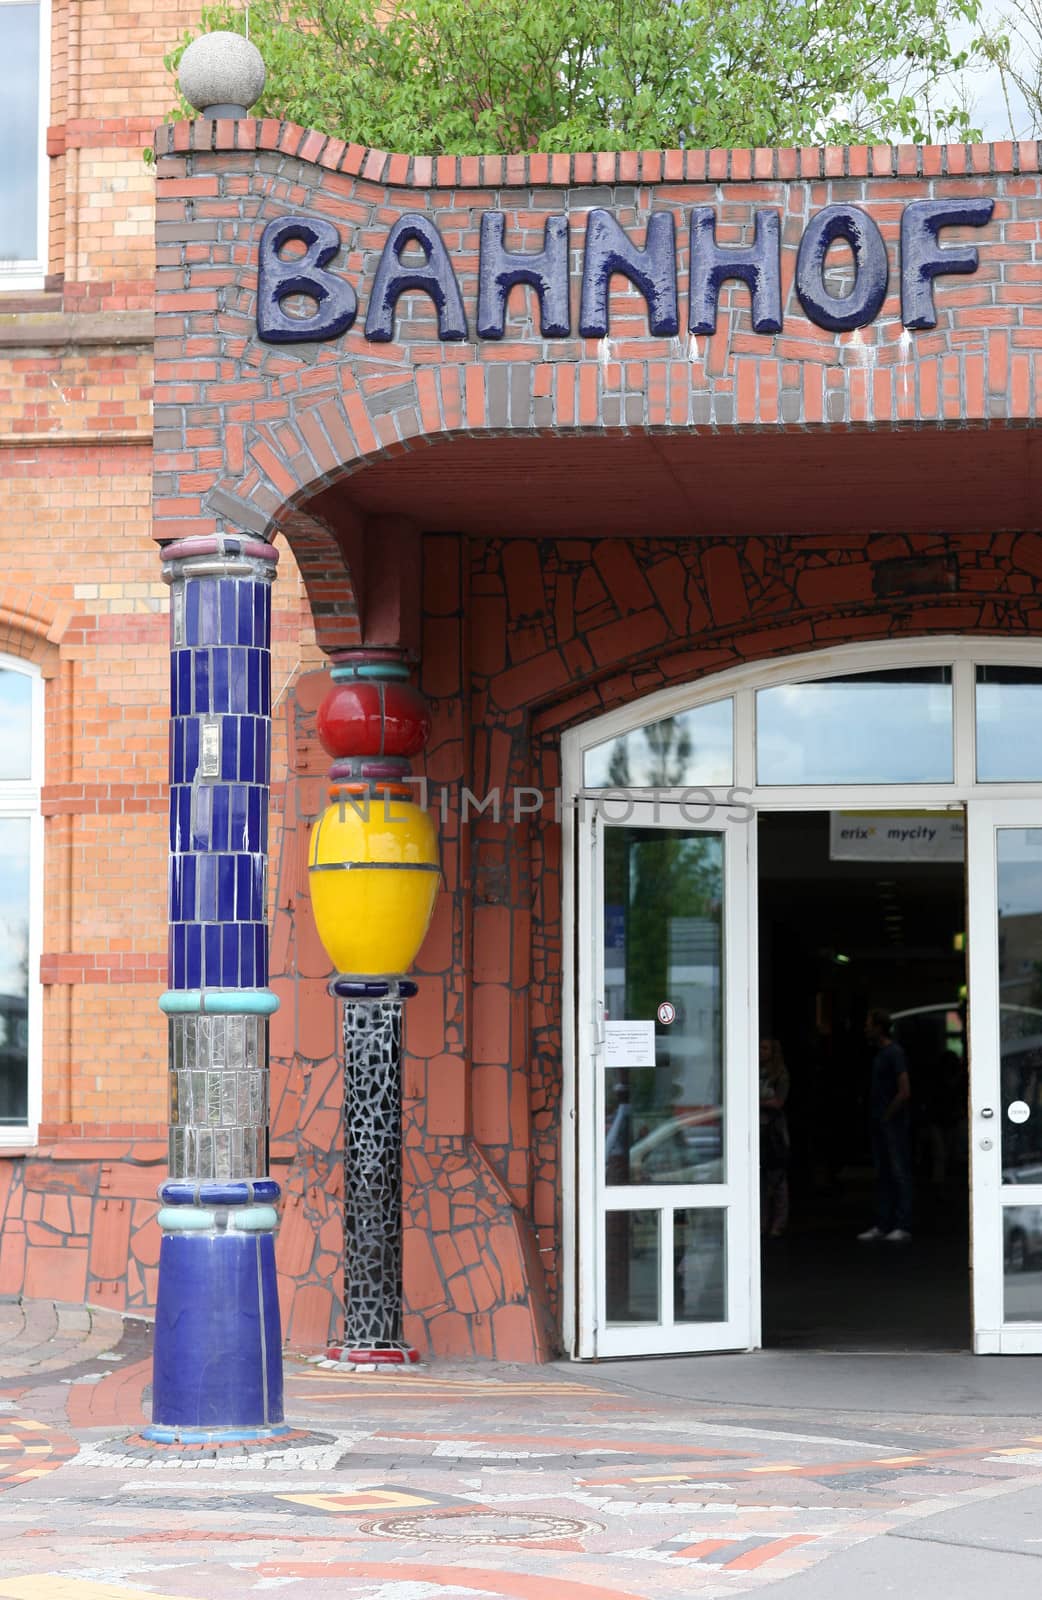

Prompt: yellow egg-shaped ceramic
[{"left": 308, "top": 796, "right": 439, "bottom": 976}]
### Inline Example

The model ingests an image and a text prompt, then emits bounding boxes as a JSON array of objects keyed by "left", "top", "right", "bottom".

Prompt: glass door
[
  {"left": 968, "top": 802, "right": 1042, "bottom": 1353},
  {"left": 576, "top": 800, "right": 755, "bottom": 1357}
]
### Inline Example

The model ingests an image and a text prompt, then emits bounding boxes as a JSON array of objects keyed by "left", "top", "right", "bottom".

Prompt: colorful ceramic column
[
  {"left": 308, "top": 647, "right": 438, "bottom": 1364},
  {"left": 146, "top": 534, "right": 286, "bottom": 1440}
]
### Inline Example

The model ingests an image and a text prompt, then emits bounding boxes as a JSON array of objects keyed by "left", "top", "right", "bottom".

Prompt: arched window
[{"left": 0, "top": 654, "right": 42, "bottom": 1142}]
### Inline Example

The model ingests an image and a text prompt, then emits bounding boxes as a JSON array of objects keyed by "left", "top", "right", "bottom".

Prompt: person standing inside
[
  {"left": 859, "top": 1008, "right": 913, "bottom": 1242},
  {"left": 759, "top": 1037, "right": 791, "bottom": 1238}
]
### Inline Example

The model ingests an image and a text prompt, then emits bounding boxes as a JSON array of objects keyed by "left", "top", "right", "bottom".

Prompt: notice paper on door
[{"left": 604, "top": 1020, "right": 656, "bottom": 1069}]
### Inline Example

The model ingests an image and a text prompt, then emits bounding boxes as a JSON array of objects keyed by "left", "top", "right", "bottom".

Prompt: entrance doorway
[
  {"left": 565, "top": 640, "right": 1042, "bottom": 1360},
  {"left": 757, "top": 810, "right": 970, "bottom": 1351}
]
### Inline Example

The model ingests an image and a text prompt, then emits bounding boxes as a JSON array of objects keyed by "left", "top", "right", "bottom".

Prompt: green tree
[
  {"left": 978, "top": 3, "right": 1042, "bottom": 136},
  {"left": 169, "top": 0, "right": 983, "bottom": 152}
]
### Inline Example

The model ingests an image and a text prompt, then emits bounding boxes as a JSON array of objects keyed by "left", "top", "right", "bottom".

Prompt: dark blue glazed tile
[
  {"left": 260, "top": 656, "right": 270, "bottom": 716},
  {"left": 185, "top": 580, "right": 200, "bottom": 645},
  {"left": 199, "top": 578, "right": 219, "bottom": 644},
  {"left": 247, "top": 787, "right": 262, "bottom": 854},
  {"left": 184, "top": 718, "right": 199, "bottom": 784},
  {"left": 237, "top": 582, "right": 254, "bottom": 647},
  {"left": 182, "top": 854, "right": 197, "bottom": 922},
  {"left": 186, "top": 924, "right": 202, "bottom": 990},
  {"left": 171, "top": 923, "right": 184, "bottom": 989},
  {"left": 169, "top": 858, "right": 181, "bottom": 923},
  {"left": 211, "top": 785, "right": 230, "bottom": 853},
  {"left": 239, "top": 924, "right": 255, "bottom": 987},
  {"left": 213, "top": 647, "right": 230, "bottom": 712},
  {"left": 221, "top": 717, "right": 238, "bottom": 781},
  {"left": 252, "top": 584, "right": 264, "bottom": 645},
  {"left": 205, "top": 922, "right": 221, "bottom": 985},
  {"left": 189, "top": 784, "right": 211, "bottom": 851},
  {"left": 228, "top": 784, "right": 248, "bottom": 852},
  {"left": 217, "top": 854, "right": 236, "bottom": 921},
  {"left": 197, "top": 853, "right": 217, "bottom": 922},
  {"left": 194, "top": 651, "right": 210, "bottom": 714},
  {"left": 178, "top": 651, "right": 192, "bottom": 717},
  {"left": 169, "top": 654, "right": 178, "bottom": 713},
  {"left": 252, "top": 856, "right": 265, "bottom": 921},
  {"left": 222, "top": 922, "right": 239, "bottom": 986},
  {"left": 170, "top": 720, "right": 182, "bottom": 785},
  {"left": 247, "top": 648, "right": 260, "bottom": 714},
  {"left": 238, "top": 720, "right": 255, "bottom": 784},
  {"left": 255, "top": 923, "right": 267, "bottom": 986},
  {"left": 236, "top": 854, "right": 251, "bottom": 919},
  {"left": 230, "top": 648, "right": 248, "bottom": 714},
  {"left": 220, "top": 579, "right": 237, "bottom": 643}
]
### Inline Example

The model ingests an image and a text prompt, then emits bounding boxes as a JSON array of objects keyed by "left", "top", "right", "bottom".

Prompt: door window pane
[
  {"left": 606, "top": 1209, "right": 659, "bottom": 1323},
  {"left": 0, "top": 667, "right": 32, "bottom": 780},
  {"left": 0, "top": 817, "right": 30, "bottom": 1125},
  {"left": 674, "top": 1209, "right": 726, "bottom": 1322},
  {"left": 584, "top": 700, "right": 733, "bottom": 788},
  {"left": 1004, "top": 1205, "right": 1042, "bottom": 1322},
  {"left": 996, "top": 830, "right": 1042, "bottom": 1177},
  {"left": 756, "top": 668, "right": 953, "bottom": 784},
  {"left": 604, "top": 827, "right": 724, "bottom": 1185},
  {"left": 976, "top": 667, "right": 1042, "bottom": 782},
  {"left": 0, "top": 4, "right": 40, "bottom": 263}
]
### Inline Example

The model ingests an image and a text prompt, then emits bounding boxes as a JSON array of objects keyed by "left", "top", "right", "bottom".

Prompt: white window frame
[
  {"left": 561, "top": 635, "right": 1042, "bottom": 1358},
  {"left": 0, "top": 0, "right": 50, "bottom": 291},
  {"left": 0, "top": 654, "right": 43, "bottom": 1148}
]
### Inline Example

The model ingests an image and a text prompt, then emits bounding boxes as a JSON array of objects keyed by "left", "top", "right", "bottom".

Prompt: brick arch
[{"left": 0, "top": 585, "right": 74, "bottom": 677}]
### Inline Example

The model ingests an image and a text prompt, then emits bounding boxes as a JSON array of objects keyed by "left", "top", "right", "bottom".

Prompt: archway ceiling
[{"left": 308, "top": 426, "right": 1039, "bottom": 541}]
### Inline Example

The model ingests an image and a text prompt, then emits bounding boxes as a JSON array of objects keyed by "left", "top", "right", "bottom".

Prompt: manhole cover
[{"left": 362, "top": 1511, "right": 599, "bottom": 1545}]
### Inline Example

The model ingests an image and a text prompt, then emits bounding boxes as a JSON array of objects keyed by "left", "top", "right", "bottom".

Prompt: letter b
[{"left": 257, "top": 215, "right": 357, "bottom": 344}]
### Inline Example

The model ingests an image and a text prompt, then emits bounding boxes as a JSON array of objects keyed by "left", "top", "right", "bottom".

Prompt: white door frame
[{"left": 561, "top": 635, "right": 1042, "bottom": 1360}]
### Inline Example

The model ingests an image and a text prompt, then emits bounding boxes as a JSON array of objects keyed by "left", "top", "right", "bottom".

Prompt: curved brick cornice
[
  {"left": 153, "top": 117, "right": 1042, "bottom": 185},
  {"left": 0, "top": 585, "right": 74, "bottom": 675}
]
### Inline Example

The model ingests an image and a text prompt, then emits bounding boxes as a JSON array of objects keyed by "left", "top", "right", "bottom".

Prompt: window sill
[{"left": 0, "top": 1129, "right": 37, "bottom": 1155}]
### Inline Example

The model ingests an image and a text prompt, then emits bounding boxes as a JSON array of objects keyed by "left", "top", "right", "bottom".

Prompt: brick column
[{"left": 146, "top": 534, "right": 286, "bottom": 1440}]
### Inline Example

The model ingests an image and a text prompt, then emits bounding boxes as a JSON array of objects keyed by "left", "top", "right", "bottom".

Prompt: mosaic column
[
  {"left": 308, "top": 648, "right": 438, "bottom": 1365},
  {"left": 146, "top": 534, "right": 287, "bottom": 1441}
]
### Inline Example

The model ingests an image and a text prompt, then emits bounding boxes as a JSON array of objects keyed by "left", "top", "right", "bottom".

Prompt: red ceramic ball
[{"left": 317, "top": 680, "right": 431, "bottom": 760}]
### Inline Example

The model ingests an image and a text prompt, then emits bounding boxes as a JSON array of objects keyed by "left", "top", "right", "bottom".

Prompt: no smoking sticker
[
  {"left": 657, "top": 1001, "right": 676, "bottom": 1026},
  {"left": 1008, "top": 1101, "right": 1031, "bottom": 1125}
]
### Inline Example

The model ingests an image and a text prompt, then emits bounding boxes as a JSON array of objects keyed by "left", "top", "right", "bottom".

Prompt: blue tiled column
[{"left": 145, "top": 533, "right": 287, "bottom": 1442}]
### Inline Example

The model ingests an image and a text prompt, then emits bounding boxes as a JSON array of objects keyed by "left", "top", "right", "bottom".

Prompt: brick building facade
[{"left": 4, "top": 24, "right": 1042, "bottom": 1360}]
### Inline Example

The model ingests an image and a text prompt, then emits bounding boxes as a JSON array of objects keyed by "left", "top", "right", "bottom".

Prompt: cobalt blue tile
[
  {"left": 186, "top": 924, "right": 202, "bottom": 990},
  {"left": 199, "top": 579, "right": 219, "bottom": 644},
  {"left": 169, "top": 654, "right": 178, "bottom": 714},
  {"left": 252, "top": 857, "right": 265, "bottom": 921},
  {"left": 238, "top": 720, "right": 255, "bottom": 785},
  {"left": 247, "top": 787, "right": 261, "bottom": 854},
  {"left": 211, "top": 785, "right": 230, "bottom": 853},
  {"left": 185, "top": 718, "right": 200, "bottom": 784},
  {"left": 185, "top": 581, "right": 201, "bottom": 645},
  {"left": 170, "top": 720, "right": 181, "bottom": 785},
  {"left": 237, "top": 582, "right": 254, "bottom": 647},
  {"left": 263, "top": 583, "right": 271, "bottom": 642},
  {"left": 172, "top": 923, "right": 186, "bottom": 990},
  {"left": 228, "top": 784, "right": 248, "bottom": 852},
  {"left": 246, "top": 648, "right": 260, "bottom": 715},
  {"left": 253, "top": 584, "right": 264, "bottom": 646},
  {"left": 239, "top": 925, "right": 255, "bottom": 987},
  {"left": 255, "top": 923, "right": 267, "bottom": 986},
  {"left": 222, "top": 923, "right": 239, "bottom": 986},
  {"left": 221, "top": 717, "right": 238, "bottom": 781},
  {"left": 260, "top": 656, "right": 270, "bottom": 716},
  {"left": 194, "top": 651, "right": 210, "bottom": 714},
  {"left": 205, "top": 922, "right": 221, "bottom": 985},
  {"left": 169, "top": 858, "right": 181, "bottom": 923},
  {"left": 217, "top": 855, "right": 237, "bottom": 922},
  {"left": 258, "top": 720, "right": 270, "bottom": 784},
  {"left": 235, "top": 855, "right": 251, "bottom": 920},
  {"left": 182, "top": 854, "right": 197, "bottom": 923},
  {"left": 197, "top": 853, "right": 217, "bottom": 922},
  {"left": 230, "top": 648, "right": 248, "bottom": 714},
  {"left": 213, "top": 647, "right": 230, "bottom": 712},
  {"left": 189, "top": 784, "right": 212, "bottom": 851},
  {"left": 177, "top": 651, "right": 192, "bottom": 717},
  {"left": 220, "top": 579, "right": 237, "bottom": 644}
]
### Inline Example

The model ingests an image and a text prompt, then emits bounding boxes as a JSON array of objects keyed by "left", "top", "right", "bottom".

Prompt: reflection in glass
[
  {"left": 1004, "top": 1205, "right": 1042, "bottom": 1322},
  {"left": 996, "top": 830, "right": 1042, "bottom": 1177},
  {"left": 0, "top": 669, "right": 31, "bottom": 781},
  {"left": 584, "top": 700, "right": 733, "bottom": 789},
  {"left": 0, "top": 5, "right": 39, "bottom": 262},
  {"left": 605, "top": 1209, "right": 659, "bottom": 1323},
  {"left": 674, "top": 1209, "right": 726, "bottom": 1322},
  {"left": 0, "top": 817, "right": 30, "bottom": 1124},
  {"left": 756, "top": 667, "right": 953, "bottom": 784},
  {"left": 604, "top": 828, "right": 724, "bottom": 1186},
  {"left": 977, "top": 667, "right": 1042, "bottom": 781}
]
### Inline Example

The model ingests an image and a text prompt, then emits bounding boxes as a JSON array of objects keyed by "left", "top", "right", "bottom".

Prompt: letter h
[
  {"left": 477, "top": 213, "right": 570, "bottom": 338},
  {"left": 689, "top": 208, "right": 782, "bottom": 336}
]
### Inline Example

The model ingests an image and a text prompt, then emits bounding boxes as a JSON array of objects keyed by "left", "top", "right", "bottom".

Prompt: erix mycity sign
[{"left": 255, "top": 199, "right": 994, "bottom": 347}]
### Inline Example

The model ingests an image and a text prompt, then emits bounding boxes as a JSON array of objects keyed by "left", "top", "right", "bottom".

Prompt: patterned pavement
[{"left": 3, "top": 1303, "right": 1042, "bottom": 1596}]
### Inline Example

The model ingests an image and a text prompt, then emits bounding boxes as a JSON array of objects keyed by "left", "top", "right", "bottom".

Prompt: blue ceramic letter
[
  {"left": 477, "top": 213, "right": 570, "bottom": 339},
  {"left": 365, "top": 213, "right": 467, "bottom": 342},
  {"left": 795, "top": 204, "right": 888, "bottom": 332},
  {"left": 689, "top": 209, "right": 782, "bottom": 336},
  {"left": 579, "top": 209, "right": 678, "bottom": 338},
  {"left": 257, "top": 215, "right": 357, "bottom": 344},
  {"left": 900, "top": 198, "right": 994, "bottom": 330}
]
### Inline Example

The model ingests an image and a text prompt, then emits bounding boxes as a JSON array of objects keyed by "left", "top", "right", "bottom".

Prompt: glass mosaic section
[{"left": 167, "top": 1013, "right": 269, "bottom": 1181}]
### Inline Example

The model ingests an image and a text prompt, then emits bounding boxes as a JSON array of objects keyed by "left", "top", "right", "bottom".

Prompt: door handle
[{"left": 980, "top": 1107, "right": 994, "bottom": 1119}]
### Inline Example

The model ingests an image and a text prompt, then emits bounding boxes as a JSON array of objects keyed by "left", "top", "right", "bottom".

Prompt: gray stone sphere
[{"left": 178, "top": 31, "right": 266, "bottom": 115}]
